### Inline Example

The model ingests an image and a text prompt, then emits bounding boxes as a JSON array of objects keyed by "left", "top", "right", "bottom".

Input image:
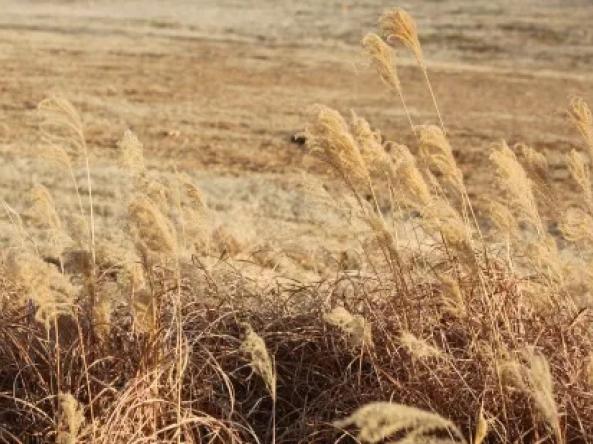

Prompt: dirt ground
[{"left": 2, "top": 0, "right": 593, "bottom": 273}]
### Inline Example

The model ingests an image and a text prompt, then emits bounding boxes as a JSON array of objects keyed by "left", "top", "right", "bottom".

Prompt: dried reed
[
  {"left": 379, "top": 8, "right": 445, "bottom": 131},
  {"left": 362, "top": 33, "right": 414, "bottom": 131}
]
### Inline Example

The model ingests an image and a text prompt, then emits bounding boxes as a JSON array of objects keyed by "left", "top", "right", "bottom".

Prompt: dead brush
[{"left": 5, "top": 7, "right": 593, "bottom": 444}]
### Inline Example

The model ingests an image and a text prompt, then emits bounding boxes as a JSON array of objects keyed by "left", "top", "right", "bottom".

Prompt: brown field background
[{"left": 3, "top": 0, "right": 593, "bottom": 275}]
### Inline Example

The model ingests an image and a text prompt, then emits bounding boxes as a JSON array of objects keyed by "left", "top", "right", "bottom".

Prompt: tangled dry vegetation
[{"left": 3, "top": 8, "right": 593, "bottom": 443}]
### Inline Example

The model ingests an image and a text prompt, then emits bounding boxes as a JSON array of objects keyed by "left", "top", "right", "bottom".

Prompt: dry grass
[{"left": 2, "top": 8, "right": 593, "bottom": 444}]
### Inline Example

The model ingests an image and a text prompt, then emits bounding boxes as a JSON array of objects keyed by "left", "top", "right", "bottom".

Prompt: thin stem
[
  {"left": 394, "top": 86, "right": 416, "bottom": 134},
  {"left": 84, "top": 154, "right": 96, "bottom": 266},
  {"left": 420, "top": 63, "right": 446, "bottom": 134}
]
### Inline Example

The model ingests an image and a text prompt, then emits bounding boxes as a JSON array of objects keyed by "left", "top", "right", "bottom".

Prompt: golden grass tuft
[
  {"left": 117, "top": 129, "right": 145, "bottom": 177},
  {"left": 361, "top": 33, "right": 414, "bottom": 130},
  {"left": 362, "top": 32, "right": 401, "bottom": 92},
  {"left": 379, "top": 9, "right": 423, "bottom": 64},
  {"left": 324, "top": 306, "right": 372, "bottom": 348},
  {"left": 490, "top": 141, "right": 543, "bottom": 234},
  {"left": 379, "top": 8, "right": 445, "bottom": 131},
  {"left": 500, "top": 350, "right": 563, "bottom": 443},
  {"left": 6, "top": 251, "right": 76, "bottom": 329},
  {"left": 399, "top": 331, "right": 444, "bottom": 360},
  {"left": 334, "top": 401, "right": 465, "bottom": 443},
  {"left": 569, "top": 97, "right": 593, "bottom": 161},
  {"left": 305, "top": 105, "right": 370, "bottom": 195},
  {"left": 128, "top": 195, "right": 177, "bottom": 256},
  {"left": 240, "top": 324, "right": 276, "bottom": 401},
  {"left": 56, "top": 392, "right": 85, "bottom": 444},
  {"left": 417, "top": 125, "right": 464, "bottom": 195}
]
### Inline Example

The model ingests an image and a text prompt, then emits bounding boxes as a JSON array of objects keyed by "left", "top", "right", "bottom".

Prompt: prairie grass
[{"left": 2, "top": 8, "right": 593, "bottom": 444}]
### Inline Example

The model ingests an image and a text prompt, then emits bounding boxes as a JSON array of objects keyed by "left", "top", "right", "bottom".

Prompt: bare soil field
[{"left": 3, "top": 0, "right": 593, "bottom": 267}]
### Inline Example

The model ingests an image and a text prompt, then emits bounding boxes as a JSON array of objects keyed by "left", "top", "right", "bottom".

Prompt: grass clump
[{"left": 3, "top": 8, "right": 593, "bottom": 444}]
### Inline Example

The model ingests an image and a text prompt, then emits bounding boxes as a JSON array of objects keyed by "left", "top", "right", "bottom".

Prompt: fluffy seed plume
[
  {"left": 488, "top": 201, "right": 519, "bottom": 239},
  {"left": 569, "top": 97, "right": 593, "bottom": 161},
  {"left": 362, "top": 33, "right": 400, "bottom": 91},
  {"left": 305, "top": 105, "right": 370, "bottom": 192},
  {"left": 417, "top": 125, "right": 464, "bottom": 195},
  {"left": 500, "top": 350, "right": 562, "bottom": 443},
  {"left": 27, "top": 184, "right": 62, "bottom": 231},
  {"left": 490, "top": 141, "right": 543, "bottom": 235},
  {"left": 473, "top": 406, "right": 489, "bottom": 444},
  {"left": 560, "top": 207, "right": 593, "bottom": 244},
  {"left": 439, "top": 274, "right": 467, "bottom": 318},
  {"left": 6, "top": 252, "right": 76, "bottom": 329},
  {"left": 334, "top": 401, "right": 465, "bottom": 443},
  {"left": 56, "top": 392, "right": 85, "bottom": 444},
  {"left": 324, "top": 306, "right": 372, "bottom": 347},
  {"left": 364, "top": 213, "right": 399, "bottom": 265},
  {"left": 379, "top": 8, "right": 445, "bottom": 131},
  {"left": 117, "top": 129, "right": 145, "bottom": 176},
  {"left": 566, "top": 149, "right": 593, "bottom": 212},
  {"left": 240, "top": 324, "right": 276, "bottom": 400},
  {"left": 379, "top": 8, "right": 423, "bottom": 63},
  {"left": 399, "top": 331, "right": 443, "bottom": 360},
  {"left": 350, "top": 111, "right": 394, "bottom": 179},
  {"left": 518, "top": 143, "right": 548, "bottom": 178},
  {"left": 390, "top": 143, "right": 432, "bottom": 208},
  {"left": 38, "top": 96, "right": 86, "bottom": 160},
  {"left": 128, "top": 195, "right": 177, "bottom": 256},
  {"left": 361, "top": 34, "right": 414, "bottom": 130}
]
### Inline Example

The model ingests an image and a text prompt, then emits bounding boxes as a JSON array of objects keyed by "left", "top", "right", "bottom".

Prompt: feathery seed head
[
  {"left": 128, "top": 195, "right": 177, "bottom": 256},
  {"left": 334, "top": 401, "right": 464, "bottom": 444},
  {"left": 362, "top": 33, "right": 401, "bottom": 91},
  {"left": 379, "top": 9, "right": 423, "bottom": 63},
  {"left": 240, "top": 324, "right": 276, "bottom": 400},
  {"left": 390, "top": 143, "right": 432, "bottom": 208},
  {"left": 500, "top": 350, "right": 561, "bottom": 441},
  {"left": 488, "top": 201, "right": 519, "bottom": 239},
  {"left": 490, "top": 141, "right": 543, "bottom": 235},
  {"left": 117, "top": 129, "right": 145, "bottom": 176},
  {"left": 560, "top": 207, "right": 593, "bottom": 244},
  {"left": 569, "top": 97, "right": 593, "bottom": 158},
  {"left": 38, "top": 96, "right": 86, "bottom": 159},
  {"left": 566, "top": 149, "right": 593, "bottom": 211},
  {"left": 518, "top": 143, "right": 548, "bottom": 177},
  {"left": 27, "top": 184, "right": 62, "bottom": 232},
  {"left": 56, "top": 392, "right": 85, "bottom": 444},
  {"left": 438, "top": 274, "right": 466, "bottom": 318},
  {"left": 6, "top": 252, "right": 76, "bottom": 329},
  {"left": 305, "top": 105, "right": 370, "bottom": 188},
  {"left": 417, "top": 125, "right": 464, "bottom": 195},
  {"left": 474, "top": 407, "right": 489, "bottom": 444},
  {"left": 400, "top": 331, "right": 443, "bottom": 360},
  {"left": 324, "top": 306, "right": 372, "bottom": 348},
  {"left": 350, "top": 112, "right": 394, "bottom": 179}
]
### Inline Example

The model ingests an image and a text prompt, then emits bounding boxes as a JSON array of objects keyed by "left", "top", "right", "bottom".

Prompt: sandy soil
[{"left": 2, "top": 0, "right": 593, "bottom": 273}]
